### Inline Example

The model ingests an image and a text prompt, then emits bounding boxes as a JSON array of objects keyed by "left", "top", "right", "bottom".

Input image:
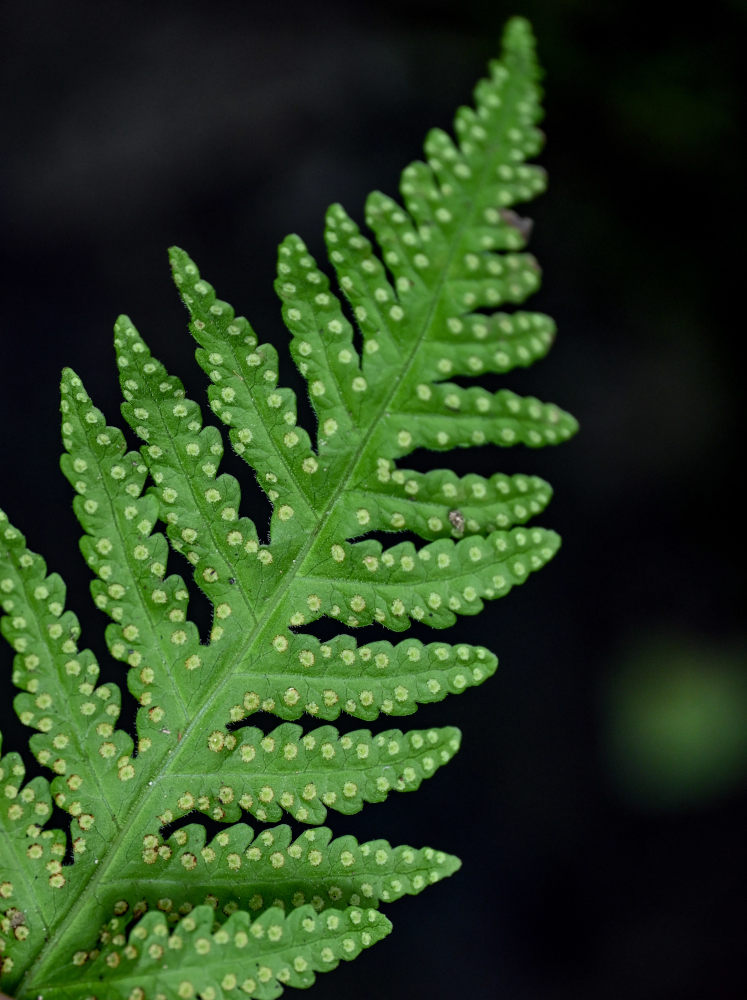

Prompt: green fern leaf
[
  {"left": 0, "top": 17, "right": 576, "bottom": 1000},
  {"left": 38, "top": 904, "right": 392, "bottom": 1000}
]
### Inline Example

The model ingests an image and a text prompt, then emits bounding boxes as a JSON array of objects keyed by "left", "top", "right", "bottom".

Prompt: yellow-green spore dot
[
  {"left": 302, "top": 783, "right": 317, "bottom": 801},
  {"left": 208, "top": 731, "right": 225, "bottom": 752}
]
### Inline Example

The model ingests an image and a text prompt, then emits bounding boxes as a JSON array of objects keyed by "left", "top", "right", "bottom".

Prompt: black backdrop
[{"left": 1, "top": 1, "right": 745, "bottom": 997}]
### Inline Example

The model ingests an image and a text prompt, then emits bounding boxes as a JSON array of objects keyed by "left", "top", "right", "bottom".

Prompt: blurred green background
[
  {"left": 1, "top": 0, "right": 744, "bottom": 997},
  {"left": 603, "top": 633, "right": 747, "bottom": 809}
]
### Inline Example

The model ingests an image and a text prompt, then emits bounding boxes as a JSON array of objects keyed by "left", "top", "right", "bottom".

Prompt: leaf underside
[{"left": 0, "top": 17, "right": 576, "bottom": 1000}]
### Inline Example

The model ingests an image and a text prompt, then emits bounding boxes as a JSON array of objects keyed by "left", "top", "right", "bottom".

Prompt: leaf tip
[
  {"left": 59, "top": 365, "right": 78, "bottom": 390},
  {"left": 168, "top": 245, "right": 197, "bottom": 289},
  {"left": 502, "top": 15, "right": 536, "bottom": 49}
]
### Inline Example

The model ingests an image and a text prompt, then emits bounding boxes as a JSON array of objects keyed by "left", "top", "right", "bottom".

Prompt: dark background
[{"left": 1, "top": 1, "right": 745, "bottom": 998}]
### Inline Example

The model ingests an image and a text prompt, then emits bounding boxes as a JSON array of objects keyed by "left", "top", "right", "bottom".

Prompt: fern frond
[
  {"left": 0, "top": 513, "right": 132, "bottom": 824},
  {"left": 345, "top": 464, "right": 554, "bottom": 540},
  {"left": 163, "top": 722, "right": 460, "bottom": 825},
  {"left": 115, "top": 318, "right": 263, "bottom": 630},
  {"left": 219, "top": 634, "right": 499, "bottom": 723},
  {"left": 39, "top": 904, "right": 392, "bottom": 1000},
  {"left": 108, "top": 823, "right": 460, "bottom": 917},
  {"left": 59, "top": 371, "right": 204, "bottom": 726},
  {"left": 0, "top": 731, "right": 62, "bottom": 980},
  {"left": 1, "top": 17, "right": 576, "bottom": 999}
]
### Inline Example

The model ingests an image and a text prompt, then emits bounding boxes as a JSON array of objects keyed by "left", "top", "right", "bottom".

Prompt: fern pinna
[{"left": 0, "top": 17, "right": 576, "bottom": 1000}]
